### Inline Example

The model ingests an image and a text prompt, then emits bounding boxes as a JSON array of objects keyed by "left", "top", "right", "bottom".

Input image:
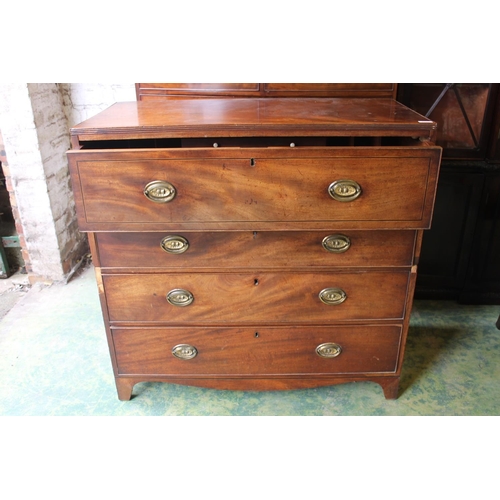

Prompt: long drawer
[
  {"left": 68, "top": 148, "right": 440, "bottom": 230},
  {"left": 102, "top": 271, "right": 410, "bottom": 324},
  {"left": 95, "top": 230, "right": 416, "bottom": 269},
  {"left": 112, "top": 324, "right": 402, "bottom": 376}
]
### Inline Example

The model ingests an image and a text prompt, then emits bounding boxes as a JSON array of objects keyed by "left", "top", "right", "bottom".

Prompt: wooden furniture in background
[
  {"left": 398, "top": 84, "right": 500, "bottom": 304},
  {"left": 68, "top": 86, "right": 441, "bottom": 400}
]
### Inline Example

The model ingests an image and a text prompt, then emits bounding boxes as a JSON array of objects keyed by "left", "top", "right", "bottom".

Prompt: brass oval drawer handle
[
  {"left": 328, "top": 180, "right": 362, "bottom": 202},
  {"left": 144, "top": 180, "right": 176, "bottom": 203},
  {"left": 322, "top": 234, "right": 351, "bottom": 253},
  {"left": 172, "top": 344, "right": 198, "bottom": 360},
  {"left": 161, "top": 235, "right": 189, "bottom": 254},
  {"left": 166, "top": 289, "right": 194, "bottom": 307},
  {"left": 319, "top": 287, "right": 347, "bottom": 305},
  {"left": 316, "top": 342, "right": 342, "bottom": 358}
]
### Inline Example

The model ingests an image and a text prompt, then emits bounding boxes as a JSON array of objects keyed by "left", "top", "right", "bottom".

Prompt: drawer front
[
  {"left": 70, "top": 148, "right": 440, "bottom": 229},
  {"left": 102, "top": 271, "right": 410, "bottom": 324},
  {"left": 95, "top": 230, "right": 416, "bottom": 269},
  {"left": 112, "top": 325, "right": 402, "bottom": 375}
]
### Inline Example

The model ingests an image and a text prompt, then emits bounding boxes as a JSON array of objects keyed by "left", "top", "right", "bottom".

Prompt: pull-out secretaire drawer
[
  {"left": 95, "top": 230, "right": 416, "bottom": 269},
  {"left": 102, "top": 271, "right": 410, "bottom": 324},
  {"left": 112, "top": 325, "right": 403, "bottom": 376},
  {"left": 68, "top": 147, "right": 441, "bottom": 231}
]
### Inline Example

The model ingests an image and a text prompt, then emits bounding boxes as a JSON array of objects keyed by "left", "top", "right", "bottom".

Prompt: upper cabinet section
[
  {"left": 262, "top": 83, "right": 397, "bottom": 98},
  {"left": 136, "top": 83, "right": 398, "bottom": 100},
  {"left": 136, "top": 83, "right": 261, "bottom": 99}
]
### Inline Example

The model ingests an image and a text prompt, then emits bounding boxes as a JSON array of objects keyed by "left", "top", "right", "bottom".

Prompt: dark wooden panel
[
  {"left": 460, "top": 172, "right": 500, "bottom": 303},
  {"left": 102, "top": 271, "right": 410, "bottom": 324},
  {"left": 95, "top": 230, "right": 416, "bottom": 270},
  {"left": 112, "top": 324, "right": 402, "bottom": 376},
  {"left": 487, "top": 88, "right": 500, "bottom": 162},
  {"left": 401, "top": 84, "right": 500, "bottom": 303},
  {"left": 415, "top": 168, "right": 485, "bottom": 298}
]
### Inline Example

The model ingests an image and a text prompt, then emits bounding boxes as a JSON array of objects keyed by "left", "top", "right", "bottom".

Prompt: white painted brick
[
  {"left": 61, "top": 83, "right": 135, "bottom": 125},
  {"left": 0, "top": 82, "right": 135, "bottom": 281}
]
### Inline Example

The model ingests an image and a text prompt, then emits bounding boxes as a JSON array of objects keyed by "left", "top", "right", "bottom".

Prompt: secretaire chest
[{"left": 68, "top": 94, "right": 441, "bottom": 400}]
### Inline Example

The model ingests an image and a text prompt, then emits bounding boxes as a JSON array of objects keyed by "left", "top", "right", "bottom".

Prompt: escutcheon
[
  {"left": 172, "top": 344, "right": 198, "bottom": 360},
  {"left": 328, "top": 179, "right": 362, "bottom": 202},
  {"left": 316, "top": 342, "right": 342, "bottom": 358},
  {"left": 144, "top": 180, "right": 176, "bottom": 203},
  {"left": 166, "top": 289, "right": 194, "bottom": 307},
  {"left": 319, "top": 287, "right": 347, "bottom": 305},
  {"left": 322, "top": 234, "right": 351, "bottom": 253},
  {"left": 161, "top": 235, "right": 189, "bottom": 254}
]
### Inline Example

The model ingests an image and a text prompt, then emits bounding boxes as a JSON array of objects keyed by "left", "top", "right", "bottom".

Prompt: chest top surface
[{"left": 70, "top": 98, "right": 436, "bottom": 142}]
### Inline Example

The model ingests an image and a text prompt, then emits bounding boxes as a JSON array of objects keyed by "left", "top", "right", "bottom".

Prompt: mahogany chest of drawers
[{"left": 68, "top": 97, "right": 441, "bottom": 400}]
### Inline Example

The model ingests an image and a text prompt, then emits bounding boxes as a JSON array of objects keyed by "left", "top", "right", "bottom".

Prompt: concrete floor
[
  {"left": 1, "top": 263, "right": 499, "bottom": 416},
  {"left": 0, "top": 270, "right": 31, "bottom": 320}
]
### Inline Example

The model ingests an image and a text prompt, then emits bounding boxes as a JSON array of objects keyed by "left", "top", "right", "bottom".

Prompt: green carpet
[{"left": 1, "top": 265, "right": 499, "bottom": 416}]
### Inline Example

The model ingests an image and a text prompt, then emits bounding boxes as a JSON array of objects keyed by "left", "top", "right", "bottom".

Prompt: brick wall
[
  {"left": 0, "top": 83, "right": 135, "bottom": 282},
  {"left": 60, "top": 83, "right": 136, "bottom": 125}
]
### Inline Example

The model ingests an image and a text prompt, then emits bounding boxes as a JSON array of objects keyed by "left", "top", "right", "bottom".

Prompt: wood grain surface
[
  {"left": 112, "top": 324, "right": 403, "bottom": 376},
  {"left": 102, "top": 271, "right": 410, "bottom": 324}
]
